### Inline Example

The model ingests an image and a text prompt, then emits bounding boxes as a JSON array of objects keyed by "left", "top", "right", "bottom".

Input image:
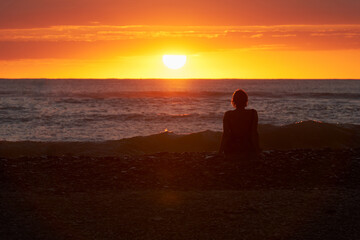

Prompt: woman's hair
[{"left": 231, "top": 89, "right": 248, "bottom": 109}]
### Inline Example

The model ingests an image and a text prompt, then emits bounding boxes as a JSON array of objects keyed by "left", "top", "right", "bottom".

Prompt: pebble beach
[{"left": 1, "top": 148, "right": 360, "bottom": 239}]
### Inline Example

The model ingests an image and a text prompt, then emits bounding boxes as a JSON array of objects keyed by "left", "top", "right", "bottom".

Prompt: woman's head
[{"left": 231, "top": 89, "right": 248, "bottom": 109}]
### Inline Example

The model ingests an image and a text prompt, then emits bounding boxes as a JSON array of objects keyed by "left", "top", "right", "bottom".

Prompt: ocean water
[{"left": 0, "top": 79, "right": 359, "bottom": 142}]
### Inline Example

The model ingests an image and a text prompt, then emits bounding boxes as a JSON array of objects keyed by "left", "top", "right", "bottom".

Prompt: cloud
[
  {"left": 1, "top": 24, "right": 360, "bottom": 61},
  {"left": 310, "top": 33, "right": 360, "bottom": 38},
  {"left": 0, "top": 25, "right": 226, "bottom": 42},
  {"left": 0, "top": 24, "right": 359, "bottom": 42},
  {"left": 271, "top": 34, "right": 297, "bottom": 38},
  {"left": 1, "top": 0, "right": 359, "bottom": 28},
  {"left": 250, "top": 34, "right": 264, "bottom": 38}
]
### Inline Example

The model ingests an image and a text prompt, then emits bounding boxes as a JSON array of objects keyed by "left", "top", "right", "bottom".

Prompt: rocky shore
[
  {"left": 1, "top": 148, "right": 360, "bottom": 192},
  {"left": 1, "top": 148, "right": 360, "bottom": 239}
]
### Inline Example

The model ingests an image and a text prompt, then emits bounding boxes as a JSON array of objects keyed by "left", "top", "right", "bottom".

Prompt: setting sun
[{"left": 162, "top": 55, "right": 187, "bottom": 70}]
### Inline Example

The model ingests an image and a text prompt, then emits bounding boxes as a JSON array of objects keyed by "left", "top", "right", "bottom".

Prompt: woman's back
[
  {"left": 223, "top": 109, "right": 257, "bottom": 153},
  {"left": 219, "top": 89, "right": 260, "bottom": 155}
]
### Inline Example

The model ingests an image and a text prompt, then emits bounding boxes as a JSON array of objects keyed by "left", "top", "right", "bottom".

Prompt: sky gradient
[{"left": 1, "top": 0, "right": 360, "bottom": 78}]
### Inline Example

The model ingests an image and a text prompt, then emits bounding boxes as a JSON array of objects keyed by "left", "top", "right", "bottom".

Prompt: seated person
[{"left": 219, "top": 89, "right": 260, "bottom": 158}]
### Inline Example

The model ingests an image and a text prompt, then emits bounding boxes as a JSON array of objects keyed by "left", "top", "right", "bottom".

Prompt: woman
[{"left": 219, "top": 89, "right": 260, "bottom": 158}]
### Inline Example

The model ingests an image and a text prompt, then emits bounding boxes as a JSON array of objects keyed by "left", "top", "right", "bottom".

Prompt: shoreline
[{"left": 1, "top": 120, "right": 360, "bottom": 158}]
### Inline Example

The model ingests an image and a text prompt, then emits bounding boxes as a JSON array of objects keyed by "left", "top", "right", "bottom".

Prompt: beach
[{"left": 1, "top": 148, "right": 360, "bottom": 239}]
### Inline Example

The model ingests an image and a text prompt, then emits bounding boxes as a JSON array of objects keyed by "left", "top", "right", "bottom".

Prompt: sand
[{"left": 1, "top": 149, "right": 360, "bottom": 239}]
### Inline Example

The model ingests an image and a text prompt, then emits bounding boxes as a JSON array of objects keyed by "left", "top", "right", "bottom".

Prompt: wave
[
  {"left": 0, "top": 113, "right": 208, "bottom": 124},
  {"left": 1, "top": 121, "right": 359, "bottom": 157},
  {"left": 2, "top": 90, "right": 360, "bottom": 100},
  {"left": 251, "top": 92, "right": 360, "bottom": 99}
]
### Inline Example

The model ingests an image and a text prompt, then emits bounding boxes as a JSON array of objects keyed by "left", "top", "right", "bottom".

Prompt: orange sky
[{"left": 1, "top": 0, "right": 360, "bottom": 78}]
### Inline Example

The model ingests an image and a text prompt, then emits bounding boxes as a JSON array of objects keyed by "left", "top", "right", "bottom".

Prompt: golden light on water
[{"left": 162, "top": 55, "right": 187, "bottom": 70}]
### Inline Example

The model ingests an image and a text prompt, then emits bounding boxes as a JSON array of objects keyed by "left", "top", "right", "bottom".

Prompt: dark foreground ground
[{"left": 1, "top": 149, "right": 360, "bottom": 240}]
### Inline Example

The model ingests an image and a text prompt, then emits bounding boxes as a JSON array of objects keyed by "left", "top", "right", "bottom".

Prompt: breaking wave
[{"left": 1, "top": 121, "right": 359, "bottom": 158}]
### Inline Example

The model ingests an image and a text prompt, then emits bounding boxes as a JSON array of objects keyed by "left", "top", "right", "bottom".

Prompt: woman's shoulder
[
  {"left": 224, "top": 109, "right": 236, "bottom": 116},
  {"left": 247, "top": 109, "right": 258, "bottom": 117},
  {"left": 224, "top": 108, "right": 257, "bottom": 117},
  {"left": 240, "top": 108, "right": 257, "bottom": 114},
  {"left": 225, "top": 109, "right": 235, "bottom": 114},
  {"left": 231, "top": 108, "right": 257, "bottom": 113}
]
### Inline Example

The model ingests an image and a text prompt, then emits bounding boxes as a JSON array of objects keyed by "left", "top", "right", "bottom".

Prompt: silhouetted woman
[{"left": 219, "top": 89, "right": 260, "bottom": 158}]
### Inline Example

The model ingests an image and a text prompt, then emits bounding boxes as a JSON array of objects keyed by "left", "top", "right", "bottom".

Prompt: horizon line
[{"left": 1, "top": 78, "right": 360, "bottom": 80}]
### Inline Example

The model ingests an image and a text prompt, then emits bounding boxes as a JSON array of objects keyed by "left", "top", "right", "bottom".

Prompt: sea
[{"left": 0, "top": 79, "right": 359, "bottom": 143}]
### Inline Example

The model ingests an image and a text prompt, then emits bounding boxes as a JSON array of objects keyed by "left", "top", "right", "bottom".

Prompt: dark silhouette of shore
[{"left": 1, "top": 148, "right": 360, "bottom": 239}]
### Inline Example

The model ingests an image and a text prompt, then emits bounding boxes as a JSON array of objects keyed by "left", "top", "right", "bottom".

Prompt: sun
[{"left": 162, "top": 55, "right": 187, "bottom": 70}]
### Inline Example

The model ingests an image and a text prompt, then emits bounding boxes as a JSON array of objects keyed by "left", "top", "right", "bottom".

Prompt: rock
[{"left": 151, "top": 216, "right": 164, "bottom": 221}]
